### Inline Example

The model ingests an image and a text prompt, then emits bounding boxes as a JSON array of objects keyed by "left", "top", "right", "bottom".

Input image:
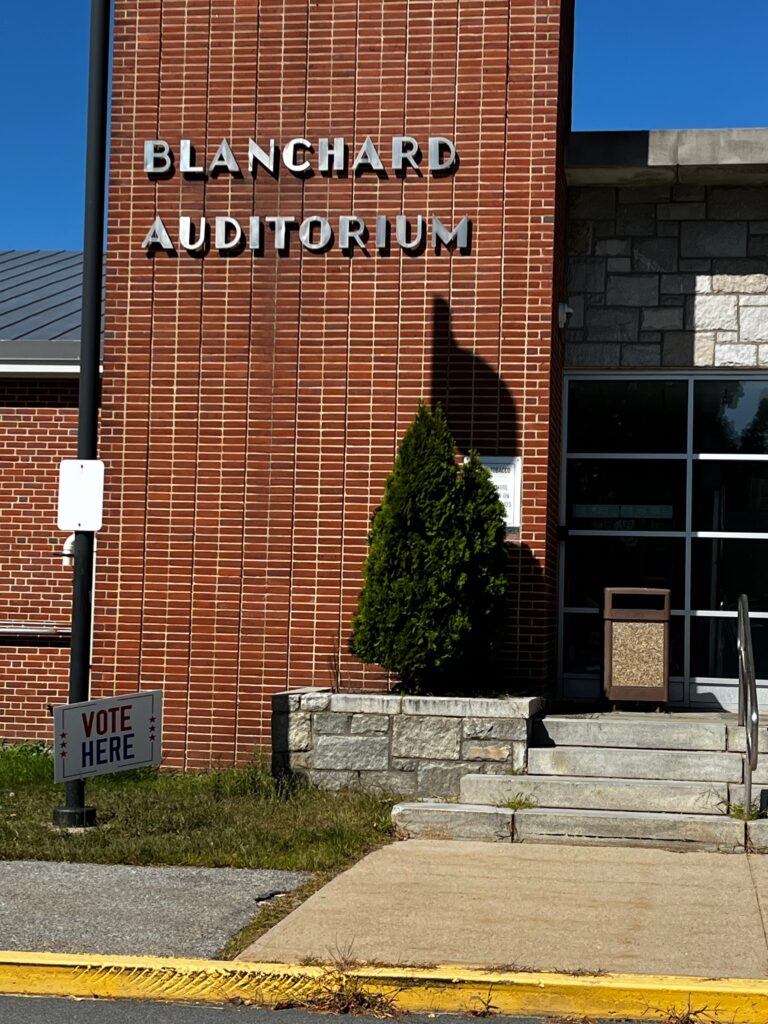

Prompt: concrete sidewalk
[
  {"left": 240, "top": 840, "right": 768, "bottom": 979},
  {"left": 5, "top": 844, "right": 768, "bottom": 1020}
]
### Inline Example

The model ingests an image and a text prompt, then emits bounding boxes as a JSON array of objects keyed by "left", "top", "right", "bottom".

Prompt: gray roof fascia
[
  {"left": 0, "top": 338, "right": 81, "bottom": 366},
  {"left": 567, "top": 128, "right": 768, "bottom": 185}
]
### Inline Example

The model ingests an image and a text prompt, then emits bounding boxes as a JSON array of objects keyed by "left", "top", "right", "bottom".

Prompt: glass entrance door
[{"left": 560, "top": 375, "right": 768, "bottom": 707}]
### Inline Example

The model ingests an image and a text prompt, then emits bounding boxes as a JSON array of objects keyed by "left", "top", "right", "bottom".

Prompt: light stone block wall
[
  {"left": 566, "top": 185, "right": 768, "bottom": 369},
  {"left": 272, "top": 689, "right": 543, "bottom": 799}
]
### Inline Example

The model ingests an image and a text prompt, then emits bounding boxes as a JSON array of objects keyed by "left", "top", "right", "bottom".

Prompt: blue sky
[
  {"left": 1, "top": 1, "right": 767, "bottom": 250},
  {"left": 572, "top": 0, "right": 768, "bottom": 132}
]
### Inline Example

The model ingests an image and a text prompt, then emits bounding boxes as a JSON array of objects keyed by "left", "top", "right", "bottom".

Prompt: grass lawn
[
  {"left": 0, "top": 743, "right": 396, "bottom": 871},
  {"left": 0, "top": 743, "right": 400, "bottom": 956}
]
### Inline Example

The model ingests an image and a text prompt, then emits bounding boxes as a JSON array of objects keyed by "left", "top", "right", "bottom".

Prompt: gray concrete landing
[{"left": 240, "top": 840, "right": 768, "bottom": 979}]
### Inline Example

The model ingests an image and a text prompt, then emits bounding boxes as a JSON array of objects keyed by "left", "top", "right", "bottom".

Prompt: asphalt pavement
[
  {"left": 0, "top": 861, "right": 308, "bottom": 957},
  {"left": 0, "top": 999, "right": 631, "bottom": 1023}
]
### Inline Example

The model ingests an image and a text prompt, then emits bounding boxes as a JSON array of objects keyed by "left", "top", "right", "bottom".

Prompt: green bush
[{"left": 350, "top": 402, "right": 508, "bottom": 692}]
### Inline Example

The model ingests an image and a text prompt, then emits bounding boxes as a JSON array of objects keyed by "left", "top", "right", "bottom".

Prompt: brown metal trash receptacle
[{"left": 604, "top": 588, "right": 670, "bottom": 704}]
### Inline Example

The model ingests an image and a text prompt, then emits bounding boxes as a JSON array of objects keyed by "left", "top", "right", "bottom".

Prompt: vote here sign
[{"left": 53, "top": 691, "right": 162, "bottom": 784}]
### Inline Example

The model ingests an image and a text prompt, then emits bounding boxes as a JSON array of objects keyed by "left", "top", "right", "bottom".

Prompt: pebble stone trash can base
[{"left": 604, "top": 587, "right": 671, "bottom": 706}]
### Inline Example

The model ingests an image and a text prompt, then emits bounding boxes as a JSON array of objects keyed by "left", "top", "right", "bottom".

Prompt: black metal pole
[{"left": 53, "top": 0, "right": 110, "bottom": 828}]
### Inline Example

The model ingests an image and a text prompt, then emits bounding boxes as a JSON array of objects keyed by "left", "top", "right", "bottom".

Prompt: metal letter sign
[
  {"left": 141, "top": 136, "right": 470, "bottom": 257},
  {"left": 53, "top": 691, "right": 163, "bottom": 784}
]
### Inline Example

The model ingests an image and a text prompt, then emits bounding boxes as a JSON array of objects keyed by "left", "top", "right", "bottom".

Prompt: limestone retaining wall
[{"left": 272, "top": 689, "right": 543, "bottom": 799}]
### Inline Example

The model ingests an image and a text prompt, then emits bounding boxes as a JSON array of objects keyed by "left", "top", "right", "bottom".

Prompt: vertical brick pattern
[
  {"left": 0, "top": 379, "right": 77, "bottom": 740},
  {"left": 98, "top": 0, "right": 574, "bottom": 767}
]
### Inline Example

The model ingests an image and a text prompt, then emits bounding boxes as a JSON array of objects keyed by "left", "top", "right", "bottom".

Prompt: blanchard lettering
[
  {"left": 142, "top": 214, "right": 471, "bottom": 256},
  {"left": 144, "top": 136, "right": 458, "bottom": 177}
]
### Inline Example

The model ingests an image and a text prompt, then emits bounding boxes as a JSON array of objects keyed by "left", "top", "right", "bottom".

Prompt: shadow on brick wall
[
  {"left": 430, "top": 296, "right": 518, "bottom": 457},
  {"left": 429, "top": 297, "right": 550, "bottom": 694},
  {"left": 502, "top": 540, "right": 549, "bottom": 693}
]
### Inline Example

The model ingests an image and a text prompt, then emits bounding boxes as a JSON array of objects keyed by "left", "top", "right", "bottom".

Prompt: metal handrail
[{"left": 738, "top": 594, "right": 759, "bottom": 813}]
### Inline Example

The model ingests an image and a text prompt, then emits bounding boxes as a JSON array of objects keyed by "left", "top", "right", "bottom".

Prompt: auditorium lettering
[{"left": 141, "top": 136, "right": 471, "bottom": 256}]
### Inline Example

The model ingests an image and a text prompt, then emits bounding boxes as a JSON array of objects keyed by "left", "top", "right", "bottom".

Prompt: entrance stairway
[{"left": 392, "top": 713, "right": 768, "bottom": 852}]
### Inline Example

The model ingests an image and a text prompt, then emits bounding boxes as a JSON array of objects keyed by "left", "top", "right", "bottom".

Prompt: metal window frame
[{"left": 559, "top": 371, "right": 768, "bottom": 706}]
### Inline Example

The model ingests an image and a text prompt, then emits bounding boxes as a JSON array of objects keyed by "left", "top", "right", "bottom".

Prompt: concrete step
[
  {"left": 527, "top": 745, "right": 743, "bottom": 783},
  {"left": 534, "top": 715, "right": 727, "bottom": 751},
  {"left": 514, "top": 807, "right": 745, "bottom": 853},
  {"left": 460, "top": 773, "right": 728, "bottom": 815},
  {"left": 726, "top": 724, "right": 768, "bottom": 753},
  {"left": 729, "top": 782, "right": 768, "bottom": 809},
  {"left": 391, "top": 802, "right": 746, "bottom": 852},
  {"left": 748, "top": 757, "right": 768, "bottom": 785},
  {"left": 392, "top": 802, "right": 512, "bottom": 842}
]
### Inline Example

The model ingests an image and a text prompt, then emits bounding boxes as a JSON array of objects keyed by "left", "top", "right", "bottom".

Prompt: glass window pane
[
  {"left": 693, "top": 461, "right": 768, "bottom": 533},
  {"left": 670, "top": 617, "right": 684, "bottom": 678},
  {"left": 691, "top": 539, "right": 768, "bottom": 612},
  {"left": 564, "top": 537, "right": 685, "bottom": 609},
  {"left": 693, "top": 380, "right": 768, "bottom": 454},
  {"left": 562, "top": 614, "right": 603, "bottom": 676},
  {"left": 567, "top": 460, "right": 686, "bottom": 531},
  {"left": 691, "top": 617, "right": 768, "bottom": 680},
  {"left": 568, "top": 380, "right": 688, "bottom": 453}
]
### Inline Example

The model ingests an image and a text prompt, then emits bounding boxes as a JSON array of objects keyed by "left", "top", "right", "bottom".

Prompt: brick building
[
  {"left": 0, "top": 252, "right": 84, "bottom": 740},
  {"left": 3, "top": 1, "right": 767, "bottom": 768}
]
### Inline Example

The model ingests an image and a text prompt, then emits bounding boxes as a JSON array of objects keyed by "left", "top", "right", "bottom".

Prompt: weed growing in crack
[
  {"left": 730, "top": 799, "right": 764, "bottom": 821},
  {"left": 274, "top": 966, "right": 402, "bottom": 1018},
  {"left": 468, "top": 986, "right": 498, "bottom": 1017},
  {"left": 503, "top": 793, "right": 537, "bottom": 811},
  {"left": 649, "top": 997, "right": 732, "bottom": 1024}
]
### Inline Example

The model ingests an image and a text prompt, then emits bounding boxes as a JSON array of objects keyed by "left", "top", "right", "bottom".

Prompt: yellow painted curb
[{"left": 1, "top": 952, "right": 768, "bottom": 1020}]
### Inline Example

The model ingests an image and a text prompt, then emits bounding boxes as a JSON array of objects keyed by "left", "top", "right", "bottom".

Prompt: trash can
[{"left": 604, "top": 588, "right": 670, "bottom": 704}]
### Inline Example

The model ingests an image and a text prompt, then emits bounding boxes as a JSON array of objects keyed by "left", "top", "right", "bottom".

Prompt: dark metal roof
[{"left": 0, "top": 251, "right": 103, "bottom": 365}]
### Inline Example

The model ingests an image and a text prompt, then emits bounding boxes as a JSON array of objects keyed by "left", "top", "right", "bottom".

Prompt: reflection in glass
[
  {"left": 567, "top": 460, "right": 685, "bottom": 531},
  {"left": 691, "top": 540, "right": 768, "bottom": 613},
  {"left": 693, "top": 461, "right": 768, "bottom": 533},
  {"left": 568, "top": 381, "right": 688, "bottom": 453},
  {"left": 563, "top": 613, "right": 683, "bottom": 678},
  {"left": 691, "top": 617, "right": 768, "bottom": 680},
  {"left": 562, "top": 614, "right": 603, "bottom": 676},
  {"left": 694, "top": 380, "right": 768, "bottom": 454},
  {"left": 564, "top": 537, "right": 685, "bottom": 609}
]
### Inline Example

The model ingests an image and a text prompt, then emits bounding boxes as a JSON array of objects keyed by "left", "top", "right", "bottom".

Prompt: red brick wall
[
  {"left": 0, "top": 378, "right": 77, "bottom": 741},
  {"left": 98, "top": 0, "right": 574, "bottom": 768}
]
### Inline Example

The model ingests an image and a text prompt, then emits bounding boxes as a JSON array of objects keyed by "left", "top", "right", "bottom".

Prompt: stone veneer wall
[
  {"left": 566, "top": 185, "right": 768, "bottom": 369},
  {"left": 272, "top": 690, "right": 543, "bottom": 799}
]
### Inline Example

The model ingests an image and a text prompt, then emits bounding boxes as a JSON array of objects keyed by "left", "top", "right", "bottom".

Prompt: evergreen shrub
[{"left": 350, "top": 402, "right": 508, "bottom": 692}]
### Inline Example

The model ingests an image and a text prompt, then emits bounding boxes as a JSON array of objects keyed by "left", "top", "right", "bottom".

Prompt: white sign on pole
[
  {"left": 57, "top": 459, "right": 105, "bottom": 532},
  {"left": 53, "top": 691, "right": 162, "bottom": 784},
  {"left": 468, "top": 455, "right": 523, "bottom": 532}
]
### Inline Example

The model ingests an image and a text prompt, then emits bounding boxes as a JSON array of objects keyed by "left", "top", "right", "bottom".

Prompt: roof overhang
[
  {"left": 566, "top": 128, "right": 768, "bottom": 186},
  {"left": 0, "top": 339, "right": 81, "bottom": 375}
]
